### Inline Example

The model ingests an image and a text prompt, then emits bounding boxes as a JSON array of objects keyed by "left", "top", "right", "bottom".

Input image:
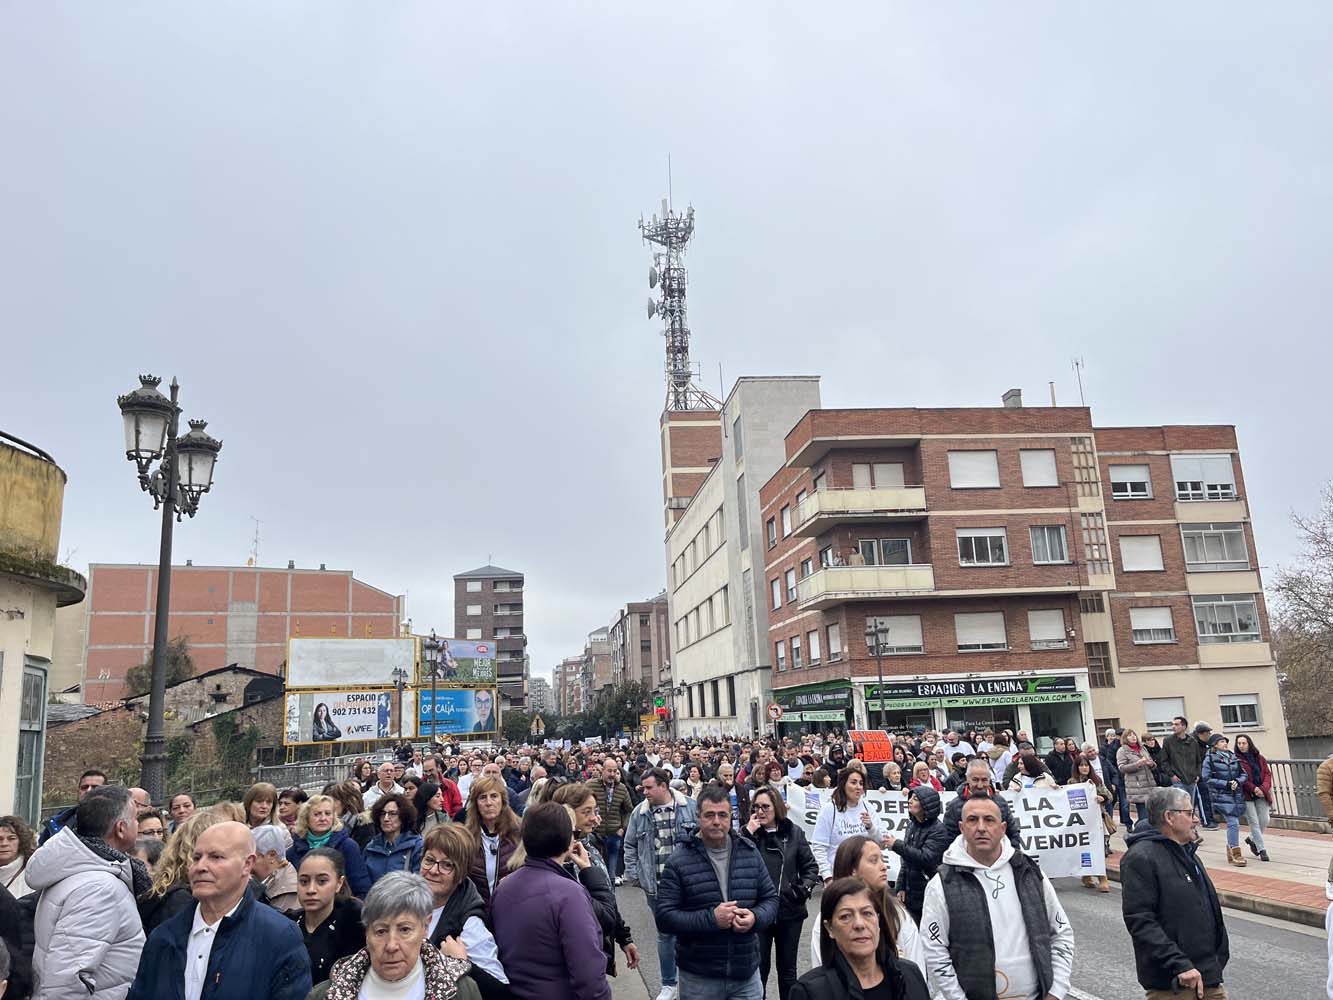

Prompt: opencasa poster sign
[{"left": 785, "top": 784, "right": 1105, "bottom": 879}]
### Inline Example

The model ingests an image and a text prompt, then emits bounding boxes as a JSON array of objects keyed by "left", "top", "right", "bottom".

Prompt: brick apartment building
[
  {"left": 454, "top": 564, "right": 527, "bottom": 709},
  {"left": 757, "top": 392, "right": 1288, "bottom": 754},
  {"left": 80, "top": 563, "right": 404, "bottom": 705},
  {"left": 554, "top": 655, "right": 585, "bottom": 716},
  {"left": 608, "top": 593, "right": 670, "bottom": 691}
]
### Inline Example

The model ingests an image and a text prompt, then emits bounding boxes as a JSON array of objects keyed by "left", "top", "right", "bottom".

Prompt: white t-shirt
[
  {"left": 185, "top": 898, "right": 242, "bottom": 1000},
  {"left": 811, "top": 800, "right": 881, "bottom": 879}
]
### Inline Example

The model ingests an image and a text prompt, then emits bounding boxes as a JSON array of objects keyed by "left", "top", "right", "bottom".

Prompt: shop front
[
  {"left": 864, "top": 673, "right": 1090, "bottom": 751},
  {"left": 772, "top": 680, "right": 854, "bottom": 734}
]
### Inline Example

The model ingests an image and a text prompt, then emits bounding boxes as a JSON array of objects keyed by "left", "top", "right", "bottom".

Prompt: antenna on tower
[
  {"left": 248, "top": 516, "right": 260, "bottom": 567},
  {"left": 1071, "top": 358, "right": 1087, "bottom": 407},
  {"left": 639, "top": 181, "right": 721, "bottom": 412}
]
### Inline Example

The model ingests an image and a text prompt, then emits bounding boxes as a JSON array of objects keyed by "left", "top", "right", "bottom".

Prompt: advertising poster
[
  {"left": 785, "top": 784, "right": 1104, "bottom": 879},
  {"left": 422, "top": 638, "right": 496, "bottom": 685},
  {"left": 418, "top": 688, "right": 498, "bottom": 737},
  {"left": 284, "top": 689, "right": 417, "bottom": 745},
  {"left": 287, "top": 638, "right": 416, "bottom": 689}
]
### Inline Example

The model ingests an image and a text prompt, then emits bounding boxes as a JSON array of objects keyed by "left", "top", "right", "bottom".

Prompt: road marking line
[{"left": 1068, "top": 988, "right": 1112, "bottom": 1000}]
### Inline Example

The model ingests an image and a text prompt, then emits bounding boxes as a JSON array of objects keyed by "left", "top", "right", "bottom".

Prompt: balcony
[
  {"left": 792, "top": 486, "right": 927, "bottom": 536},
  {"left": 796, "top": 564, "right": 935, "bottom": 609}
]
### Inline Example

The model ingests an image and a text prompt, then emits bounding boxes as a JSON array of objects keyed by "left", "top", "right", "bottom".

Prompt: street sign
[
  {"left": 767, "top": 703, "right": 784, "bottom": 721},
  {"left": 530, "top": 713, "right": 545, "bottom": 736}
]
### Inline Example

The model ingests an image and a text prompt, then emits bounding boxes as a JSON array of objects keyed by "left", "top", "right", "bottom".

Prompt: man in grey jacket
[{"left": 27, "top": 786, "right": 146, "bottom": 1000}]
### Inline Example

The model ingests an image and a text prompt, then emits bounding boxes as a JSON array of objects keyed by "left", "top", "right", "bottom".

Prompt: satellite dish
[
  {"left": 647, "top": 299, "right": 657, "bottom": 319},
  {"left": 649, "top": 265, "right": 659, "bottom": 289}
]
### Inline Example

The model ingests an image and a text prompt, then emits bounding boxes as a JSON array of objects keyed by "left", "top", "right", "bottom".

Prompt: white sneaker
[
  {"left": 614, "top": 875, "right": 624, "bottom": 886},
  {"left": 654, "top": 988, "right": 677, "bottom": 1000}
]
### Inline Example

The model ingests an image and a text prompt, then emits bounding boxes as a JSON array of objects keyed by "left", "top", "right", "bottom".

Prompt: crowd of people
[{"left": 0, "top": 718, "right": 1310, "bottom": 1000}]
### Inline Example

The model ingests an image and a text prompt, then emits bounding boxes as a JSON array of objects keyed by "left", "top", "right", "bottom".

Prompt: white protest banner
[{"left": 785, "top": 783, "right": 1104, "bottom": 878}]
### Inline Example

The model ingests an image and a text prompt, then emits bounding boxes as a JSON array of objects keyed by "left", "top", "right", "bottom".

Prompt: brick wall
[{"left": 43, "top": 708, "right": 141, "bottom": 801}]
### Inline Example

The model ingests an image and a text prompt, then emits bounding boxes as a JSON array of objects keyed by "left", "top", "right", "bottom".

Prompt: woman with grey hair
[
  {"left": 253, "top": 823, "right": 299, "bottom": 914},
  {"left": 305, "top": 871, "right": 481, "bottom": 1000}
]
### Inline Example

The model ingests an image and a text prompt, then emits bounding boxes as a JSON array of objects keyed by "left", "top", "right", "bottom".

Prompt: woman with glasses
[
  {"left": 743, "top": 786, "right": 819, "bottom": 1000},
  {"left": 419, "top": 824, "right": 513, "bottom": 999},
  {"left": 135, "top": 810, "right": 165, "bottom": 840},
  {"left": 364, "top": 793, "right": 423, "bottom": 886}
]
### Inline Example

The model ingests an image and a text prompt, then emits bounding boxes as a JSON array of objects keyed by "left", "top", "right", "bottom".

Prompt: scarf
[
  {"left": 1238, "top": 748, "right": 1262, "bottom": 775},
  {"left": 306, "top": 830, "right": 335, "bottom": 850},
  {"left": 324, "top": 942, "right": 471, "bottom": 1000},
  {"left": 431, "top": 879, "right": 487, "bottom": 943},
  {"left": 81, "top": 835, "right": 152, "bottom": 897}
]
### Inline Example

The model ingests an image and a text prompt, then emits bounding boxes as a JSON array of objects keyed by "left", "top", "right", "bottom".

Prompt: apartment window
[
  {"left": 947, "top": 450, "right": 1000, "bottom": 489},
  {"left": 1119, "top": 535, "right": 1164, "bottom": 572},
  {"left": 800, "top": 558, "right": 814, "bottom": 579},
  {"left": 1030, "top": 525, "right": 1069, "bottom": 564},
  {"left": 853, "top": 462, "right": 905, "bottom": 488},
  {"left": 1028, "top": 609, "right": 1069, "bottom": 650},
  {"left": 1095, "top": 716, "right": 1122, "bottom": 736},
  {"left": 1020, "top": 449, "right": 1059, "bottom": 487},
  {"left": 1109, "top": 464, "right": 1152, "bottom": 499},
  {"left": 766, "top": 518, "right": 777, "bottom": 550},
  {"left": 791, "top": 635, "right": 803, "bottom": 669},
  {"left": 785, "top": 569, "right": 797, "bottom": 602},
  {"left": 466, "top": 628, "right": 482, "bottom": 640},
  {"left": 733, "top": 416, "right": 743, "bottom": 460},
  {"left": 807, "top": 630, "right": 821, "bottom": 665},
  {"left": 697, "top": 683, "right": 706, "bottom": 716},
  {"left": 466, "top": 581, "right": 482, "bottom": 593},
  {"left": 859, "top": 538, "right": 911, "bottom": 566},
  {"left": 771, "top": 578, "right": 782, "bottom": 610},
  {"left": 726, "top": 676, "right": 737, "bottom": 715},
  {"left": 1129, "top": 607, "right": 1176, "bottom": 644},
  {"left": 737, "top": 475, "right": 749, "bottom": 546},
  {"left": 701, "top": 524, "right": 710, "bottom": 554},
  {"left": 719, "top": 586, "right": 731, "bottom": 625},
  {"left": 957, "top": 527, "right": 1009, "bottom": 566},
  {"left": 819, "top": 546, "right": 833, "bottom": 568},
  {"left": 955, "top": 612, "right": 1007, "bottom": 652},
  {"left": 866, "top": 615, "right": 924, "bottom": 654},
  {"left": 1171, "top": 454, "right": 1237, "bottom": 501},
  {"left": 1193, "top": 593, "right": 1261, "bottom": 644},
  {"left": 466, "top": 604, "right": 482, "bottom": 616},
  {"left": 1181, "top": 523, "right": 1249, "bottom": 571},
  {"left": 1079, "top": 592, "right": 1106, "bottom": 614},
  {"left": 795, "top": 489, "right": 808, "bottom": 510},
  {"left": 776, "top": 640, "right": 787, "bottom": 672},
  {"left": 15, "top": 663, "right": 46, "bottom": 822},
  {"left": 687, "top": 686, "right": 695, "bottom": 717},
  {"left": 1144, "top": 696, "right": 1186, "bottom": 736},
  {"left": 494, "top": 627, "right": 512, "bottom": 639},
  {"left": 1219, "top": 693, "right": 1261, "bottom": 729},
  {"left": 711, "top": 679, "right": 721, "bottom": 716},
  {"left": 813, "top": 471, "right": 827, "bottom": 492},
  {"left": 827, "top": 623, "right": 842, "bottom": 659},
  {"left": 1086, "top": 641, "right": 1114, "bottom": 688},
  {"left": 781, "top": 506, "right": 792, "bottom": 537},
  {"left": 640, "top": 638, "right": 652, "bottom": 654}
]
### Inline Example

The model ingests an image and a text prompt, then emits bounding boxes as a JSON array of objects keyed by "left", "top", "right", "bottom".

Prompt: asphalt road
[{"left": 614, "top": 878, "right": 1329, "bottom": 1000}]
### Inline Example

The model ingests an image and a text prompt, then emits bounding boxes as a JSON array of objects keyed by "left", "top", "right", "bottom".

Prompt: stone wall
[{"left": 43, "top": 707, "right": 141, "bottom": 804}]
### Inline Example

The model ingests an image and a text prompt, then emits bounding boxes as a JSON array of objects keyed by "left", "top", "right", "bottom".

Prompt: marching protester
[
  {"left": 941, "top": 759, "right": 1023, "bottom": 851},
  {"left": 364, "top": 794, "right": 423, "bottom": 884},
  {"left": 1006, "top": 752, "right": 1058, "bottom": 792},
  {"left": 812, "top": 836, "right": 925, "bottom": 979},
  {"left": 586, "top": 758, "right": 633, "bottom": 883},
  {"left": 287, "top": 794, "right": 373, "bottom": 898},
  {"left": 921, "top": 796, "right": 1074, "bottom": 1000},
  {"left": 253, "top": 823, "right": 299, "bottom": 914},
  {"left": 624, "top": 767, "right": 698, "bottom": 1000},
  {"left": 137, "top": 810, "right": 166, "bottom": 840},
  {"left": 1121, "top": 786, "right": 1230, "bottom": 999},
  {"left": 295, "top": 848, "right": 364, "bottom": 986},
  {"left": 1069, "top": 756, "right": 1113, "bottom": 890},
  {"left": 305, "top": 871, "right": 481, "bottom": 1000},
  {"left": 1234, "top": 735, "right": 1274, "bottom": 862},
  {"left": 792, "top": 877, "right": 930, "bottom": 1000},
  {"left": 412, "top": 781, "right": 453, "bottom": 837},
  {"left": 243, "top": 782, "right": 281, "bottom": 828},
  {"left": 1202, "top": 734, "right": 1250, "bottom": 866},
  {"left": 0, "top": 817, "right": 36, "bottom": 899},
  {"left": 139, "top": 811, "right": 225, "bottom": 930},
  {"left": 884, "top": 785, "right": 949, "bottom": 922},
  {"left": 278, "top": 788, "right": 308, "bottom": 833},
  {"left": 462, "top": 776, "right": 521, "bottom": 906},
  {"left": 37, "top": 768, "right": 105, "bottom": 845},
  {"left": 127, "top": 821, "right": 311, "bottom": 1000},
  {"left": 1117, "top": 728, "right": 1159, "bottom": 825},
  {"left": 168, "top": 792, "right": 197, "bottom": 832},
  {"left": 812, "top": 767, "right": 882, "bottom": 882},
  {"left": 654, "top": 784, "right": 778, "bottom": 1000},
  {"left": 742, "top": 786, "right": 819, "bottom": 1000},
  {"left": 28, "top": 785, "right": 145, "bottom": 1000},
  {"left": 1163, "top": 720, "right": 1213, "bottom": 829},
  {"left": 1043, "top": 737, "right": 1076, "bottom": 786},
  {"left": 363, "top": 761, "right": 405, "bottom": 810}
]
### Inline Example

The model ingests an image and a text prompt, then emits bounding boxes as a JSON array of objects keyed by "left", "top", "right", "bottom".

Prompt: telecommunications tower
[{"left": 640, "top": 199, "right": 721, "bottom": 411}]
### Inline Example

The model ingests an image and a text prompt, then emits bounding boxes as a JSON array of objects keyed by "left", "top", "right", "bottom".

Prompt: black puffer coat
[
  {"left": 742, "top": 817, "right": 820, "bottom": 923},
  {"left": 888, "top": 786, "right": 950, "bottom": 921},
  {"left": 791, "top": 950, "right": 930, "bottom": 1000}
]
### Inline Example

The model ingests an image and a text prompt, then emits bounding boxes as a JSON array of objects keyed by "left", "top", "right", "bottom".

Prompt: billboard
[
  {"left": 284, "top": 689, "right": 417, "bottom": 745},
  {"left": 422, "top": 639, "right": 496, "bottom": 685},
  {"left": 287, "top": 638, "right": 416, "bottom": 690},
  {"left": 419, "top": 688, "right": 498, "bottom": 737}
]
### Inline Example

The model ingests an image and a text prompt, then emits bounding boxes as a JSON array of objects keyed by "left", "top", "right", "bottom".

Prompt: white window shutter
[
  {"left": 955, "top": 612, "right": 1005, "bottom": 646},
  {"left": 1120, "top": 535, "right": 1164, "bottom": 571},
  {"left": 948, "top": 451, "right": 1000, "bottom": 488},
  {"left": 1027, "top": 609, "right": 1066, "bottom": 641},
  {"left": 873, "top": 463, "right": 905, "bottom": 488},
  {"left": 852, "top": 464, "right": 872, "bottom": 489},
  {"left": 1109, "top": 464, "right": 1149, "bottom": 484},
  {"left": 1129, "top": 607, "right": 1173, "bottom": 632},
  {"left": 1019, "top": 450, "right": 1059, "bottom": 487}
]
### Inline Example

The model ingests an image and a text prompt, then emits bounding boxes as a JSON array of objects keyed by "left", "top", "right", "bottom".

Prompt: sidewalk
[
  {"left": 610, "top": 970, "right": 652, "bottom": 1000},
  {"left": 1105, "top": 822, "right": 1332, "bottom": 927}
]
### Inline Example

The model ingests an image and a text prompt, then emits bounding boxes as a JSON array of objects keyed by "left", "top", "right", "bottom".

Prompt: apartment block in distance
[
  {"left": 528, "top": 676, "right": 553, "bottom": 716},
  {"left": 608, "top": 593, "right": 670, "bottom": 691},
  {"left": 81, "top": 562, "right": 404, "bottom": 705},
  {"left": 554, "top": 655, "right": 585, "bottom": 716},
  {"left": 454, "top": 564, "right": 527, "bottom": 709},
  {"left": 757, "top": 389, "right": 1288, "bottom": 754}
]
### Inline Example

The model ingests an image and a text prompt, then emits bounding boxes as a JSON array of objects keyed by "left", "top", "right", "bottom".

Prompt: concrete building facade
[
  {"left": 80, "top": 562, "right": 404, "bottom": 705},
  {"left": 666, "top": 376, "right": 822, "bottom": 737},
  {"left": 554, "top": 655, "right": 585, "bottom": 716},
  {"left": 0, "top": 433, "right": 87, "bottom": 823},
  {"left": 585, "top": 626, "right": 613, "bottom": 697},
  {"left": 757, "top": 393, "right": 1288, "bottom": 754},
  {"left": 453, "top": 564, "right": 527, "bottom": 709},
  {"left": 608, "top": 593, "right": 670, "bottom": 691},
  {"left": 528, "top": 676, "right": 553, "bottom": 716}
]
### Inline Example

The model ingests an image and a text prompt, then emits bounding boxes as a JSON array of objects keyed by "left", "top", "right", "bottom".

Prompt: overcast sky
[{"left": 5, "top": 4, "right": 1330, "bottom": 688}]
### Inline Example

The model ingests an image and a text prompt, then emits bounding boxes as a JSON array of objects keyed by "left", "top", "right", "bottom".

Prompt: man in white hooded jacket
[{"left": 920, "top": 796, "right": 1073, "bottom": 1000}]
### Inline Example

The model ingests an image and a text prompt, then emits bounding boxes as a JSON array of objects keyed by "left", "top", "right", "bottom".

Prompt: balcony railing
[
  {"left": 792, "top": 486, "right": 927, "bottom": 536},
  {"left": 796, "top": 564, "right": 935, "bottom": 608}
]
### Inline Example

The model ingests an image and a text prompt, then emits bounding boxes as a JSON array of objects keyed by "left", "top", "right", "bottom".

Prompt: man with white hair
[
  {"left": 364, "top": 760, "right": 405, "bottom": 809},
  {"left": 127, "top": 822, "right": 311, "bottom": 1000}
]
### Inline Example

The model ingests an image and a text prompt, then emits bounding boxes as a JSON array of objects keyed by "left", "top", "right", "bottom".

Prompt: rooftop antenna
[
  {"left": 639, "top": 168, "right": 721, "bottom": 412},
  {"left": 247, "top": 516, "right": 260, "bottom": 567},
  {"left": 1071, "top": 358, "right": 1087, "bottom": 407}
]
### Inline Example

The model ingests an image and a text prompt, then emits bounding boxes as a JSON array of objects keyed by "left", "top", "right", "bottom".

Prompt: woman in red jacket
[
  {"left": 1235, "top": 734, "right": 1274, "bottom": 861},
  {"left": 906, "top": 761, "right": 943, "bottom": 792}
]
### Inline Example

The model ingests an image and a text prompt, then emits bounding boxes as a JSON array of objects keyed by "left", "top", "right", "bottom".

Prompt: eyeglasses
[
  {"left": 752, "top": 803, "right": 774, "bottom": 812},
  {"left": 381, "top": 810, "right": 399, "bottom": 818},
  {"left": 420, "top": 857, "right": 457, "bottom": 873}
]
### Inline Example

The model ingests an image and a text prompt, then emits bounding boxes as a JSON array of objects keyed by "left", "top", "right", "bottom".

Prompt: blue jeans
[
  {"left": 1221, "top": 811, "right": 1240, "bottom": 848},
  {"left": 600, "top": 832, "right": 623, "bottom": 878},
  {"left": 646, "top": 893, "right": 677, "bottom": 987},
  {"left": 677, "top": 969, "right": 762, "bottom": 1000}
]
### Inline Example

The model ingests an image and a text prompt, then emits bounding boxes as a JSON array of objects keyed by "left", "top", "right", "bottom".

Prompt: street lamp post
[
  {"left": 422, "top": 631, "right": 442, "bottom": 746},
  {"left": 865, "top": 621, "right": 889, "bottom": 730},
  {"left": 117, "top": 375, "right": 222, "bottom": 806},
  {"left": 391, "top": 667, "right": 410, "bottom": 740}
]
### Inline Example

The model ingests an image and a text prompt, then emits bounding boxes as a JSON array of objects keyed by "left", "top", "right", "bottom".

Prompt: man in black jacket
[
  {"left": 941, "top": 759, "right": 1024, "bottom": 851},
  {"left": 885, "top": 785, "right": 950, "bottom": 922},
  {"left": 1121, "top": 786, "right": 1229, "bottom": 999}
]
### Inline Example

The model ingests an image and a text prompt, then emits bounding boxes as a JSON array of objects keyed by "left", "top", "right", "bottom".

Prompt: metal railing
[{"left": 1269, "top": 759, "right": 1326, "bottom": 821}]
